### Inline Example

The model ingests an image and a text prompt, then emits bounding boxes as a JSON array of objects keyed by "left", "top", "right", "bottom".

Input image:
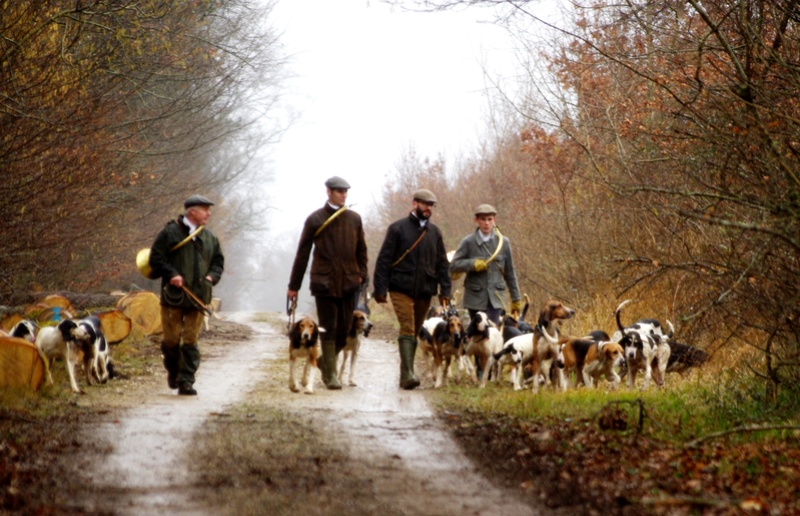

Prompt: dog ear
[
  {"left": 311, "top": 323, "right": 319, "bottom": 345},
  {"left": 288, "top": 322, "right": 300, "bottom": 346}
]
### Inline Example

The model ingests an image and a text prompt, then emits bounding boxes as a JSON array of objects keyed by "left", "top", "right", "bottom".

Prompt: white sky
[{"left": 265, "top": 1, "right": 518, "bottom": 232}]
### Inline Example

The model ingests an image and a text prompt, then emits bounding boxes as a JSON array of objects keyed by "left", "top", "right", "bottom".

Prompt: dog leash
[{"left": 286, "top": 294, "right": 297, "bottom": 331}]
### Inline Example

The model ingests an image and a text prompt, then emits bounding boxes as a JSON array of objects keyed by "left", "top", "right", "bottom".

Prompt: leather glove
[
  {"left": 374, "top": 293, "right": 387, "bottom": 304},
  {"left": 473, "top": 259, "right": 488, "bottom": 272},
  {"left": 511, "top": 299, "right": 523, "bottom": 315}
]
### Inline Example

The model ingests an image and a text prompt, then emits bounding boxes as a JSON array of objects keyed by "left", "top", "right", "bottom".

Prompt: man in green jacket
[
  {"left": 288, "top": 176, "right": 369, "bottom": 390},
  {"left": 149, "top": 194, "right": 224, "bottom": 396}
]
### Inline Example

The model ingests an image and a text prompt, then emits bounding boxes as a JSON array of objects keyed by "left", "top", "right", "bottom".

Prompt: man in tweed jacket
[{"left": 288, "top": 176, "right": 368, "bottom": 390}]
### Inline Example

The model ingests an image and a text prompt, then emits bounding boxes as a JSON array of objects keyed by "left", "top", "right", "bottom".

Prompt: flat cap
[
  {"left": 474, "top": 203, "right": 497, "bottom": 216},
  {"left": 325, "top": 176, "right": 351, "bottom": 189},
  {"left": 412, "top": 188, "right": 437, "bottom": 203},
  {"left": 184, "top": 194, "right": 215, "bottom": 209}
]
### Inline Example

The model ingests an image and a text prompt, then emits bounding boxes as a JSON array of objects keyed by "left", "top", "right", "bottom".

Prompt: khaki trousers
[
  {"left": 389, "top": 292, "right": 431, "bottom": 337},
  {"left": 161, "top": 306, "right": 204, "bottom": 347}
]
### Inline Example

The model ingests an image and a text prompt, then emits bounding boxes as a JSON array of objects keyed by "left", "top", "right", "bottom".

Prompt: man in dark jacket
[
  {"left": 149, "top": 194, "right": 224, "bottom": 396},
  {"left": 373, "top": 189, "right": 452, "bottom": 390},
  {"left": 288, "top": 176, "right": 369, "bottom": 390}
]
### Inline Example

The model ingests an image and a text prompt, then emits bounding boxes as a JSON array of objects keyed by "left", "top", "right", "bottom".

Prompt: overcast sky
[
  {"left": 266, "top": 1, "right": 519, "bottom": 231},
  {"left": 223, "top": 1, "right": 530, "bottom": 311}
]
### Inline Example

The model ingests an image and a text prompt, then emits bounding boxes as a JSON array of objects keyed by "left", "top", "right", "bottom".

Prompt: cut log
[
  {"left": 116, "top": 291, "right": 162, "bottom": 336},
  {"left": 39, "top": 294, "right": 77, "bottom": 313},
  {"left": 94, "top": 310, "right": 132, "bottom": 343},
  {"left": 0, "top": 336, "right": 45, "bottom": 390}
]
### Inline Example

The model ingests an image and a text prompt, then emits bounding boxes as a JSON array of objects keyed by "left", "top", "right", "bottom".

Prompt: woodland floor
[{"left": 1, "top": 313, "right": 799, "bottom": 515}]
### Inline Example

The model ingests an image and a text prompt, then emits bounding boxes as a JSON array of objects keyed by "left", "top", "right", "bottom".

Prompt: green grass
[{"left": 430, "top": 370, "right": 800, "bottom": 445}]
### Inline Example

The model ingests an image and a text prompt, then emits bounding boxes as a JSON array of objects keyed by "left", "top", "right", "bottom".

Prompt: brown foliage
[{"left": 0, "top": 0, "right": 284, "bottom": 299}]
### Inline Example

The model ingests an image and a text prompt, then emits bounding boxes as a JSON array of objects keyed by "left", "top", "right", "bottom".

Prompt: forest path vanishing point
[{"left": 70, "top": 312, "right": 546, "bottom": 515}]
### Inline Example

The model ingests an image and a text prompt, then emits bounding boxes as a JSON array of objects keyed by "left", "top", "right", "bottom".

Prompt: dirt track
[{"left": 68, "top": 312, "right": 543, "bottom": 515}]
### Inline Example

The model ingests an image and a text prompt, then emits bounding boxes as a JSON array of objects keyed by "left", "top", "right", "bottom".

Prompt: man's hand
[
  {"left": 439, "top": 296, "right": 450, "bottom": 308},
  {"left": 170, "top": 275, "right": 184, "bottom": 288},
  {"left": 473, "top": 259, "right": 488, "bottom": 272},
  {"left": 373, "top": 293, "right": 387, "bottom": 304},
  {"left": 511, "top": 299, "right": 523, "bottom": 315}
]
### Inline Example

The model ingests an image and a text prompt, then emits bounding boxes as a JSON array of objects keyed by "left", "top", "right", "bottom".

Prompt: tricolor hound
[
  {"left": 613, "top": 300, "right": 672, "bottom": 389},
  {"left": 338, "top": 309, "right": 373, "bottom": 387},
  {"left": 288, "top": 316, "right": 321, "bottom": 394}
]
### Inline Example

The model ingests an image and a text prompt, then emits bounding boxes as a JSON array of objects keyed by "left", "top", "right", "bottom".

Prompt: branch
[{"left": 685, "top": 424, "right": 800, "bottom": 448}]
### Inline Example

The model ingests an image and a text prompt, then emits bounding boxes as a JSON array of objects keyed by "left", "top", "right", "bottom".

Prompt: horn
[{"left": 136, "top": 248, "right": 158, "bottom": 279}]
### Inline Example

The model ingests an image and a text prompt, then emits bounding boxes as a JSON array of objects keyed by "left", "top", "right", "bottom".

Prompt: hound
[
  {"left": 552, "top": 330, "right": 611, "bottom": 389},
  {"left": 288, "top": 316, "right": 321, "bottom": 394},
  {"left": 579, "top": 341, "right": 625, "bottom": 389},
  {"left": 613, "top": 300, "right": 672, "bottom": 389},
  {"left": 464, "top": 311, "right": 504, "bottom": 388},
  {"left": 9, "top": 320, "right": 38, "bottom": 343},
  {"left": 338, "top": 310, "right": 373, "bottom": 387},
  {"left": 35, "top": 319, "right": 93, "bottom": 393},
  {"left": 418, "top": 309, "right": 464, "bottom": 388}
]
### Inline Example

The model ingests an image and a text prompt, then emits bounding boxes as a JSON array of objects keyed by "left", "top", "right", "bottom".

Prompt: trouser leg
[{"left": 390, "top": 292, "right": 428, "bottom": 390}]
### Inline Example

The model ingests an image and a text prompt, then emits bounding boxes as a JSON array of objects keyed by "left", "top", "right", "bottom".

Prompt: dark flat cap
[
  {"left": 325, "top": 176, "right": 351, "bottom": 189},
  {"left": 184, "top": 194, "right": 215, "bottom": 209},
  {"left": 474, "top": 203, "right": 497, "bottom": 216},
  {"left": 413, "top": 189, "right": 437, "bottom": 203}
]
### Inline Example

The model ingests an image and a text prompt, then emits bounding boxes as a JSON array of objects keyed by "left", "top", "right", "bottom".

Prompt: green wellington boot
[
  {"left": 321, "top": 340, "right": 342, "bottom": 390},
  {"left": 398, "top": 335, "right": 420, "bottom": 390}
]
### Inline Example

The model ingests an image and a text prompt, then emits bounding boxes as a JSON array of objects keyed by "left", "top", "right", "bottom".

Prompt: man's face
[
  {"left": 475, "top": 213, "right": 495, "bottom": 234},
  {"left": 328, "top": 187, "right": 348, "bottom": 207},
  {"left": 187, "top": 205, "right": 211, "bottom": 226},
  {"left": 413, "top": 199, "right": 435, "bottom": 220}
]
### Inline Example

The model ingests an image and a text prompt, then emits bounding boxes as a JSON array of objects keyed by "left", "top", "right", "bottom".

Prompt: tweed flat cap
[
  {"left": 474, "top": 204, "right": 497, "bottom": 216},
  {"left": 184, "top": 194, "right": 215, "bottom": 209},
  {"left": 324, "top": 176, "right": 351, "bottom": 189},
  {"left": 412, "top": 189, "right": 437, "bottom": 203}
]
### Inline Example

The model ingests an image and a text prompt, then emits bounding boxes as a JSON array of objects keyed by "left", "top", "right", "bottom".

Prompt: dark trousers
[{"left": 315, "top": 293, "right": 356, "bottom": 351}]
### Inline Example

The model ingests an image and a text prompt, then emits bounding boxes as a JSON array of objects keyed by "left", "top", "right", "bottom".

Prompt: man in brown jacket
[{"left": 287, "top": 176, "right": 368, "bottom": 390}]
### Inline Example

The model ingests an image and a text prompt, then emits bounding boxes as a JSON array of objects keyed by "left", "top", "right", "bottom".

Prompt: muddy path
[{"left": 73, "top": 312, "right": 544, "bottom": 515}]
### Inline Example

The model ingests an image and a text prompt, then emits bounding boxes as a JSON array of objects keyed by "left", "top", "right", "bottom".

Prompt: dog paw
[
  {"left": 289, "top": 384, "right": 300, "bottom": 393},
  {"left": 303, "top": 388, "right": 314, "bottom": 395}
]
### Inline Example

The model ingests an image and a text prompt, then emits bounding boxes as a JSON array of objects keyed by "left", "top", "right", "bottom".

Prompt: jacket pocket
[{"left": 310, "top": 263, "right": 333, "bottom": 293}]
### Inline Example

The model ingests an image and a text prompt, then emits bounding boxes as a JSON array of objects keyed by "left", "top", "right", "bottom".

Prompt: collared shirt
[
  {"left": 479, "top": 230, "right": 493, "bottom": 243},
  {"left": 327, "top": 202, "right": 342, "bottom": 210},
  {"left": 410, "top": 211, "right": 428, "bottom": 228},
  {"left": 185, "top": 216, "right": 198, "bottom": 237}
]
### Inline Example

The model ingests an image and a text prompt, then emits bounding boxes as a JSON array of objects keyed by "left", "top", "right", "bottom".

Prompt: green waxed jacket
[{"left": 149, "top": 215, "right": 224, "bottom": 309}]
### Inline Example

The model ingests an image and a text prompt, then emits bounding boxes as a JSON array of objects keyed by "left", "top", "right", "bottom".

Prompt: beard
[{"left": 414, "top": 207, "right": 430, "bottom": 220}]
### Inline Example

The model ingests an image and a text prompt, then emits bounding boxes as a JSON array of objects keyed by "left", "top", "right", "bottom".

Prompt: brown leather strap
[{"left": 391, "top": 229, "right": 427, "bottom": 268}]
